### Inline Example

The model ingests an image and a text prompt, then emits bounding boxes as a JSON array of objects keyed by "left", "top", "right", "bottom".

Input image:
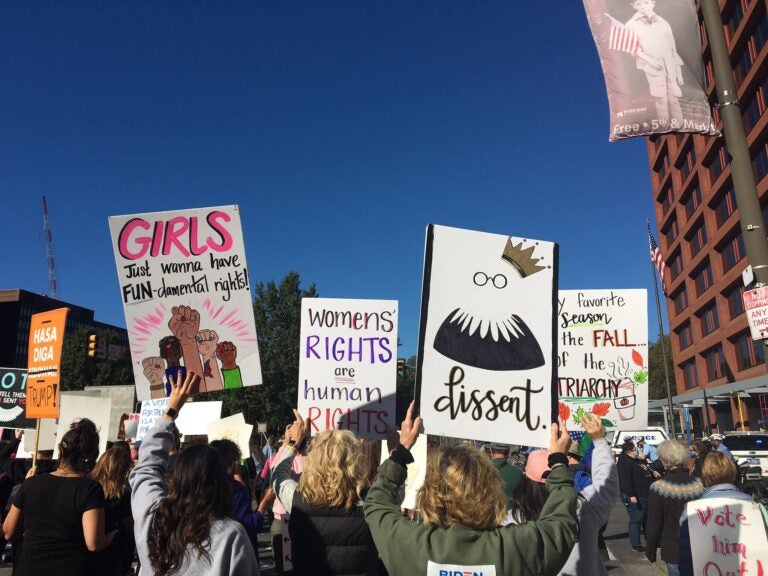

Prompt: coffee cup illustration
[{"left": 613, "top": 378, "right": 636, "bottom": 420}]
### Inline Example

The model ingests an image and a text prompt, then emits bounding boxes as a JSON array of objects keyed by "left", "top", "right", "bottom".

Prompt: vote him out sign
[{"left": 26, "top": 308, "right": 68, "bottom": 419}]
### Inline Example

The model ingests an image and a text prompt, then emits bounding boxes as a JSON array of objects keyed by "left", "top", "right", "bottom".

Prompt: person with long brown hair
[
  {"left": 130, "top": 372, "right": 259, "bottom": 576},
  {"left": 2, "top": 418, "right": 114, "bottom": 576},
  {"left": 90, "top": 446, "right": 136, "bottom": 576}
]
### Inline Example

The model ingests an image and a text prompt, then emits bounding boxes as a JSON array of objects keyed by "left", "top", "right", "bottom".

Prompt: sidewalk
[{"left": 604, "top": 497, "right": 667, "bottom": 576}]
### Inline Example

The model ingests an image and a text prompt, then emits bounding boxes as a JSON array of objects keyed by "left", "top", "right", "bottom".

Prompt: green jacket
[{"left": 364, "top": 458, "right": 577, "bottom": 576}]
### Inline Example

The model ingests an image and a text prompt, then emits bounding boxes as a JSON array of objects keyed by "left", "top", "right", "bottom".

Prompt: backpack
[{"left": 574, "top": 469, "right": 593, "bottom": 492}]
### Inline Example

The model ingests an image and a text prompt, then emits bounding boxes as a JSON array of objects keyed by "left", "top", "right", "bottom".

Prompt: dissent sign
[
  {"left": 298, "top": 298, "right": 398, "bottom": 440},
  {"left": 26, "top": 308, "right": 68, "bottom": 419}
]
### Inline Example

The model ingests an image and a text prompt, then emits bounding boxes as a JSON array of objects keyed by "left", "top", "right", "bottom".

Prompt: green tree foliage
[
  {"left": 647, "top": 334, "right": 675, "bottom": 400},
  {"left": 59, "top": 327, "right": 134, "bottom": 390},
  {"left": 208, "top": 271, "right": 317, "bottom": 435}
]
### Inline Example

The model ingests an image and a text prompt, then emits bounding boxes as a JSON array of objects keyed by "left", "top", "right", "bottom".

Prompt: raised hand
[
  {"left": 166, "top": 371, "right": 200, "bottom": 415},
  {"left": 216, "top": 341, "right": 238, "bottom": 370},
  {"left": 168, "top": 305, "right": 201, "bottom": 344},
  {"left": 581, "top": 412, "right": 605, "bottom": 440},
  {"left": 548, "top": 418, "right": 571, "bottom": 455},
  {"left": 399, "top": 401, "right": 422, "bottom": 451},
  {"left": 142, "top": 356, "right": 165, "bottom": 385}
]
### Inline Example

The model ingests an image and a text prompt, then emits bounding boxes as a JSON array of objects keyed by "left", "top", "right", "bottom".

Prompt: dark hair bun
[{"left": 59, "top": 417, "right": 100, "bottom": 475}]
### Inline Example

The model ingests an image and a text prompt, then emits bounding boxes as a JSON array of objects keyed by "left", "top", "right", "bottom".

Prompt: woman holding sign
[{"left": 2, "top": 419, "right": 114, "bottom": 576}]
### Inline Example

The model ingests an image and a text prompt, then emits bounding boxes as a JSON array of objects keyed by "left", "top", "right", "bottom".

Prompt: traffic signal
[
  {"left": 87, "top": 333, "right": 106, "bottom": 359},
  {"left": 397, "top": 358, "right": 406, "bottom": 378}
]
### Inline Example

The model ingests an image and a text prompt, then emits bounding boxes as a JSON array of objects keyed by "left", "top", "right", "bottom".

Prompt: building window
[
  {"left": 753, "top": 143, "right": 768, "bottom": 182},
  {"left": 733, "top": 332, "right": 765, "bottom": 371},
  {"left": 714, "top": 186, "right": 737, "bottom": 227},
  {"left": 660, "top": 183, "right": 674, "bottom": 214},
  {"left": 688, "top": 219, "right": 707, "bottom": 258},
  {"left": 676, "top": 322, "right": 693, "bottom": 350},
  {"left": 673, "top": 286, "right": 689, "bottom": 314},
  {"left": 725, "top": 1, "right": 745, "bottom": 41},
  {"left": 669, "top": 250, "right": 684, "bottom": 280},
  {"left": 724, "top": 283, "right": 746, "bottom": 318},
  {"left": 693, "top": 260, "right": 714, "bottom": 296},
  {"left": 683, "top": 182, "right": 703, "bottom": 219},
  {"left": 755, "top": 14, "right": 768, "bottom": 55},
  {"left": 736, "top": 45, "right": 754, "bottom": 84},
  {"left": 743, "top": 93, "right": 761, "bottom": 133},
  {"left": 682, "top": 359, "right": 699, "bottom": 389},
  {"left": 720, "top": 232, "right": 745, "bottom": 270},
  {"left": 679, "top": 146, "right": 697, "bottom": 181},
  {"left": 698, "top": 302, "right": 720, "bottom": 336},
  {"left": 709, "top": 146, "right": 727, "bottom": 183},
  {"left": 664, "top": 217, "right": 679, "bottom": 248},
  {"left": 704, "top": 346, "right": 727, "bottom": 381}
]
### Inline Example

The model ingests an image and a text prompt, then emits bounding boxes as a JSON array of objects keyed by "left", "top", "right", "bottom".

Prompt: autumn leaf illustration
[
  {"left": 591, "top": 402, "right": 611, "bottom": 417},
  {"left": 632, "top": 349, "right": 644, "bottom": 367},
  {"left": 559, "top": 402, "right": 571, "bottom": 421}
]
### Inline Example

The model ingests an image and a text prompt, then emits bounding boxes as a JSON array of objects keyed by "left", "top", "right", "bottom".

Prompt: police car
[
  {"left": 605, "top": 427, "right": 669, "bottom": 456},
  {"left": 721, "top": 432, "right": 768, "bottom": 479}
]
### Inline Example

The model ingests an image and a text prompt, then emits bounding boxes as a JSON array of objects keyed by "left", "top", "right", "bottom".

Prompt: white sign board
[
  {"left": 417, "top": 225, "right": 557, "bottom": 447},
  {"left": 687, "top": 497, "right": 767, "bottom": 576},
  {"left": 380, "top": 433, "right": 428, "bottom": 510},
  {"left": 743, "top": 286, "right": 768, "bottom": 340},
  {"left": 136, "top": 398, "right": 223, "bottom": 441},
  {"left": 557, "top": 290, "right": 648, "bottom": 431},
  {"left": 109, "top": 205, "right": 262, "bottom": 401},
  {"left": 297, "top": 298, "right": 398, "bottom": 440},
  {"left": 207, "top": 413, "right": 253, "bottom": 456},
  {"left": 54, "top": 394, "right": 113, "bottom": 459},
  {"left": 17, "top": 419, "right": 58, "bottom": 457}
]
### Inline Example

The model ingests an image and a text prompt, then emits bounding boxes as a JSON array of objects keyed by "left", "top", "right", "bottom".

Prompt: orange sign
[{"left": 26, "top": 308, "right": 68, "bottom": 419}]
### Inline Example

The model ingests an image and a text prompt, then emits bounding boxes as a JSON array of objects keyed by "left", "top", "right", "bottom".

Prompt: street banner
[
  {"left": 136, "top": 398, "right": 222, "bottom": 441},
  {"left": 0, "top": 368, "right": 35, "bottom": 429},
  {"left": 109, "top": 205, "right": 262, "bottom": 401},
  {"left": 743, "top": 286, "right": 768, "bottom": 340},
  {"left": 297, "top": 297, "right": 398, "bottom": 440},
  {"left": 207, "top": 413, "right": 253, "bottom": 456},
  {"left": 686, "top": 498, "right": 767, "bottom": 576},
  {"left": 54, "top": 393, "right": 113, "bottom": 458},
  {"left": 557, "top": 290, "right": 648, "bottom": 431},
  {"left": 26, "top": 308, "right": 68, "bottom": 419},
  {"left": 417, "top": 224, "right": 558, "bottom": 447},
  {"left": 582, "top": 0, "right": 718, "bottom": 141}
]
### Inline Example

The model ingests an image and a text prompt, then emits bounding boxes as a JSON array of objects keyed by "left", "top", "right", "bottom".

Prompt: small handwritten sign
[
  {"left": 297, "top": 298, "right": 397, "bottom": 440},
  {"left": 743, "top": 286, "right": 768, "bottom": 340},
  {"left": 687, "top": 497, "right": 767, "bottom": 576}
]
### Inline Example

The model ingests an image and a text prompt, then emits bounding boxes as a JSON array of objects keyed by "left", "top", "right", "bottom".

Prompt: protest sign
[
  {"left": 17, "top": 419, "right": 58, "bottom": 458},
  {"left": 26, "top": 308, "right": 68, "bottom": 419},
  {"left": 0, "top": 368, "right": 35, "bottom": 429},
  {"left": 557, "top": 290, "right": 648, "bottom": 431},
  {"left": 53, "top": 393, "right": 113, "bottom": 458},
  {"left": 109, "top": 205, "right": 262, "bottom": 401},
  {"left": 207, "top": 413, "right": 253, "bottom": 456},
  {"left": 417, "top": 225, "right": 558, "bottom": 447},
  {"left": 686, "top": 497, "right": 767, "bottom": 576},
  {"left": 582, "top": 0, "right": 717, "bottom": 141},
  {"left": 136, "top": 399, "right": 222, "bottom": 441},
  {"left": 298, "top": 298, "right": 397, "bottom": 439},
  {"left": 380, "top": 433, "right": 427, "bottom": 510},
  {"left": 123, "top": 414, "right": 139, "bottom": 440}
]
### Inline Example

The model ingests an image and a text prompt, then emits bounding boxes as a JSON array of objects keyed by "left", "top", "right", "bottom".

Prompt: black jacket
[
  {"left": 617, "top": 453, "right": 654, "bottom": 499},
  {"left": 289, "top": 492, "right": 380, "bottom": 576}
]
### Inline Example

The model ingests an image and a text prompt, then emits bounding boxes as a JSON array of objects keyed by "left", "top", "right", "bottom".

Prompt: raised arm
[
  {"left": 270, "top": 409, "right": 308, "bottom": 515},
  {"left": 579, "top": 413, "right": 619, "bottom": 521}
]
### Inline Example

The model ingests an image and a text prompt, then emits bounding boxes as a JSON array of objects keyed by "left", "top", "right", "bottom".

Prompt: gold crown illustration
[{"left": 502, "top": 239, "right": 547, "bottom": 277}]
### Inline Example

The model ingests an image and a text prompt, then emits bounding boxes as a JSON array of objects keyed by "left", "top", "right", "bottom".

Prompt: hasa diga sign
[{"left": 26, "top": 308, "right": 68, "bottom": 419}]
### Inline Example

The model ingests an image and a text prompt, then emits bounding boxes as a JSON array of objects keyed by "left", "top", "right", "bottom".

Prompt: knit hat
[
  {"left": 525, "top": 449, "right": 551, "bottom": 483},
  {"left": 567, "top": 441, "right": 581, "bottom": 460}
]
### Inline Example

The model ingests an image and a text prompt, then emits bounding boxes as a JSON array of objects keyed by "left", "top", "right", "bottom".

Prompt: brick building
[{"left": 649, "top": 0, "right": 768, "bottom": 435}]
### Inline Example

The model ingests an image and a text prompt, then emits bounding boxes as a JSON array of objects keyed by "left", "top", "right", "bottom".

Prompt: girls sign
[{"left": 109, "top": 205, "right": 262, "bottom": 401}]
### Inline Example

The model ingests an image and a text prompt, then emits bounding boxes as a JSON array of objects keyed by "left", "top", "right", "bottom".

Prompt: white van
[{"left": 605, "top": 427, "right": 669, "bottom": 456}]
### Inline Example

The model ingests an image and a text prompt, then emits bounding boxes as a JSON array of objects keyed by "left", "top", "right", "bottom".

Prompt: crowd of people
[{"left": 0, "top": 371, "right": 765, "bottom": 576}]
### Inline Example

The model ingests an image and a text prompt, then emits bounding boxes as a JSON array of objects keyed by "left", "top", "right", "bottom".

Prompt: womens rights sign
[
  {"left": 557, "top": 290, "right": 648, "bottom": 431},
  {"left": 686, "top": 498, "right": 767, "bottom": 576},
  {"left": 417, "top": 225, "right": 558, "bottom": 448},
  {"left": 109, "top": 205, "right": 262, "bottom": 401},
  {"left": 297, "top": 298, "right": 397, "bottom": 439}
]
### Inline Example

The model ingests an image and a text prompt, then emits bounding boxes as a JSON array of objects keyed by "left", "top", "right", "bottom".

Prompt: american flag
[
  {"left": 648, "top": 226, "right": 667, "bottom": 294},
  {"left": 607, "top": 14, "right": 640, "bottom": 56}
]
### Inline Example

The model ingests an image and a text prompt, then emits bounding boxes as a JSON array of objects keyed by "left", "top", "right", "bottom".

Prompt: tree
[
  {"left": 59, "top": 327, "right": 134, "bottom": 390},
  {"left": 647, "top": 334, "right": 675, "bottom": 400},
  {"left": 208, "top": 271, "right": 317, "bottom": 435}
]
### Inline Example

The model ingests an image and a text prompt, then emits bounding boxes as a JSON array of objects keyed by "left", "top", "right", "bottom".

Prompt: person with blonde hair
[
  {"left": 678, "top": 451, "right": 752, "bottom": 576},
  {"left": 364, "top": 402, "right": 577, "bottom": 576},
  {"left": 271, "top": 410, "right": 379, "bottom": 576},
  {"left": 644, "top": 440, "right": 702, "bottom": 576}
]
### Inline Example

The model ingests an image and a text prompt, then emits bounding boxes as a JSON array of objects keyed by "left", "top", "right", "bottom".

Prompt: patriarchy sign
[
  {"left": 417, "top": 225, "right": 558, "bottom": 447},
  {"left": 557, "top": 290, "right": 648, "bottom": 431},
  {"left": 686, "top": 498, "right": 767, "bottom": 576},
  {"left": 0, "top": 368, "right": 35, "bottom": 429},
  {"left": 109, "top": 206, "right": 262, "bottom": 401},
  {"left": 298, "top": 298, "right": 397, "bottom": 439},
  {"left": 582, "top": 0, "right": 717, "bottom": 141},
  {"left": 26, "top": 308, "right": 68, "bottom": 419}
]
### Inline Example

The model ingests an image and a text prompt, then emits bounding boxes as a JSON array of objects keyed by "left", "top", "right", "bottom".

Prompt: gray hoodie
[{"left": 130, "top": 418, "right": 260, "bottom": 576}]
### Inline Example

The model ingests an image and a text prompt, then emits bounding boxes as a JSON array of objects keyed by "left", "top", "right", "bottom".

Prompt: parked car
[
  {"left": 721, "top": 432, "right": 768, "bottom": 479},
  {"left": 605, "top": 427, "right": 669, "bottom": 456}
]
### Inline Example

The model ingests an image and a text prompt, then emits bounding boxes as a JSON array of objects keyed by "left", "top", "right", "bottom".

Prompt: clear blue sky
[{"left": 1, "top": 1, "right": 667, "bottom": 357}]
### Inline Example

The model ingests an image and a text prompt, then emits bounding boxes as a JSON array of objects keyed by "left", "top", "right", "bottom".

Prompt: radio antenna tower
[{"left": 42, "top": 195, "right": 58, "bottom": 298}]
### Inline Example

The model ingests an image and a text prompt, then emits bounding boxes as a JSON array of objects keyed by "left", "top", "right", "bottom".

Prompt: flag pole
[
  {"left": 701, "top": 0, "right": 768, "bottom": 370},
  {"left": 648, "top": 221, "right": 676, "bottom": 437}
]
